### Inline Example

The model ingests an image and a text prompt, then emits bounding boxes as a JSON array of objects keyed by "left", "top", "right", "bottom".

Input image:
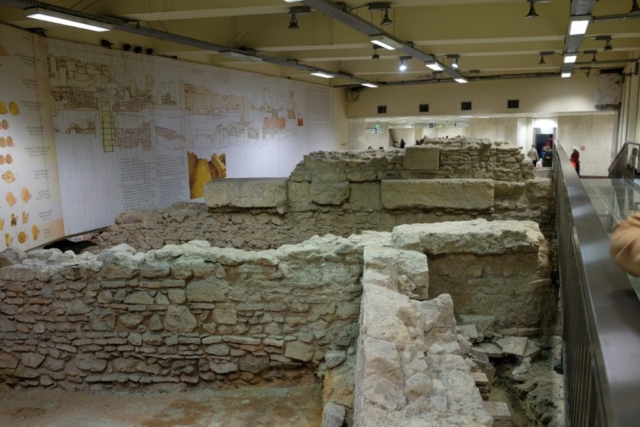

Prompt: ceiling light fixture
[
  {"left": 604, "top": 39, "right": 613, "bottom": 51},
  {"left": 24, "top": 7, "right": 112, "bottom": 32},
  {"left": 563, "top": 55, "right": 577, "bottom": 64},
  {"left": 538, "top": 54, "right": 546, "bottom": 65},
  {"left": 284, "top": 0, "right": 299, "bottom": 2},
  {"left": 525, "top": 1, "right": 539, "bottom": 18},
  {"left": 370, "top": 35, "right": 403, "bottom": 51},
  {"left": 311, "top": 71, "right": 334, "bottom": 78},
  {"left": 219, "top": 51, "right": 263, "bottom": 62},
  {"left": 100, "top": 39, "right": 113, "bottom": 49},
  {"left": 425, "top": 61, "right": 443, "bottom": 71},
  {"left": 584, "top": 50, "right": 598, "bottom": 63},
  {"left": 561, "top": 72, "right": 572, "bottom": 78},
  {"left": 362, "top": 83, "right": 378, "bottom": 88},
  {"left": 454, "top": 77, "right": 468, "bottom": 84},
  {"left": 569, "top": 16, "right": 591, "bottom": 36},
  {"left": 134, "top": 46, "right": 143, "bottom": 54},
  {"left": 631, "top": 0, "right": 640, "bottom": 13},
  {"left": 452, "top": 57, "right": 459, "bottom": 69},
  {"left": 380, "top": 9, "right": 393, "bottom": 26},
  {"left": 288, "top": 14, "right": 299, "bottom": 29},
  {"left": 399, "top": 59, "right": 407, "bottom": 71},
  {"left": 372, "top": 46, "right": 380, "bottom": 59}
]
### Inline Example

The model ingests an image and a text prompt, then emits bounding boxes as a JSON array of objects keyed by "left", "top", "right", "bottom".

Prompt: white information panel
[
  {"left": 0, "top": 26, "right": 64, "bottom": 251},
  {"left": 45, "top": 39, "right": 335, "bottom": 236}
]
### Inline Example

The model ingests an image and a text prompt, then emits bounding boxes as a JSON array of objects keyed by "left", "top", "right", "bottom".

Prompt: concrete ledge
[
  {"left": 204, "top": 178, "right": 287, "bottom": 208},
  {"left": 402, "top": 146, "right": 440, "bottom": 171},
  {"left": 381, "top": 179, "right": 495, "bottom": 210}
]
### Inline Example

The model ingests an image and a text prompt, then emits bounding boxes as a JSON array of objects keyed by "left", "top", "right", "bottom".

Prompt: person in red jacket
[{"left": 571, "top": 146, "right": 580, "bottom": 176}]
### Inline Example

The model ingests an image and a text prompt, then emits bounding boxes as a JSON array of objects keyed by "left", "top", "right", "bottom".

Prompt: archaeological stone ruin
[{"left": 0, "top": 138, "right": 564, "bottom": 426}]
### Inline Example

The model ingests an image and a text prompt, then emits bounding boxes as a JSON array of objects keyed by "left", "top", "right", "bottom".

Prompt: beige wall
[
  {"left": 346, "top": 75, "right": 601, "bottom": 118},
  {"left": 557, "top": 114, "right": 617, "bottom": 177}
]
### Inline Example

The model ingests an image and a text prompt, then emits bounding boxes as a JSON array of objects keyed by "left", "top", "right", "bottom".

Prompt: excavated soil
[{"left": 0, "top": 382, "right": 323, "bottom": 427}]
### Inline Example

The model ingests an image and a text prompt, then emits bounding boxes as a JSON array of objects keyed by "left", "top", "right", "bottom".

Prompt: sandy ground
[{"left": 0, "top": 382, "right": 323, "bottom": 427}]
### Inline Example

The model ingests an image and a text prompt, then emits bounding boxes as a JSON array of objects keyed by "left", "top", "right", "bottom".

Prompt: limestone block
[
  {"left": 348, "top": 182, "right": 381, "bottom": 211},
  {"left": 285, "top": 340, "right": 315, "bottom": 362},
  {"left": 204, "top": 178, "right": 288, "bottom": 208},
  {"left": 496, "top": 337, "right": 528, "bottom": 357},
  {"left": 392, "top": 219, "right": 542, "bottom": 256},
  {"left": 322, "top": 402, "right": 347, "bottom": 427},
  {"left": 311, "top": 180, "right": 350, "bottom": 206},
  {"left": 381, "top": 179, "right": 494, "bottom": 210},
  {"left": 287, "top": 181, "right": 315, "bottom": 211},
  {"left": 186, "top": 278, "right": 228, "bottom": 302},
  {"left": 238, "top": 354, "right": 270, "bottom": 374},
  {"left": 0, "top": 248, "right": 27, "bottom": 268},
  {"left": 494, "top": 181, "right": 525, "bottom": 201},
  {"left": 163, "top": 305, "right": 197, "bottom": 333},
  {"left": 483, "top": 401, "right": 511, "bottom": 421},
  {"left": 21, "top": 353, "right": 45, "bottom": 369},
  {"left": 403, "top": 146, "right": 440, "bottom": 171},
  {"left": 325, "top": 350, "right": 347, "bottom": 369}
]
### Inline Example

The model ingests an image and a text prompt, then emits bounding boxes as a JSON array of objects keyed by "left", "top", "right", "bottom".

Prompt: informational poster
[
  {"left": 0, "top": 26, "right": 64, "bottom": 251},
  {"left": 46, "top": 38, "right": 335, "bottom": 235}
]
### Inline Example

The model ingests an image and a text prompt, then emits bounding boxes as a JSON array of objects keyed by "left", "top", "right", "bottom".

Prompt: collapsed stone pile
[{"left": 93, "top": 138, "right": 554, "bottom": 252}]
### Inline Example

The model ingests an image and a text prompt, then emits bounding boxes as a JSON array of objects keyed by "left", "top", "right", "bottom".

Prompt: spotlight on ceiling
[
  {"left": 134, "top": 46, "right": 143, "bottom": 54},
  {"left": 604, "top": 39, "right": 613, "bottom": 51},
  {"left": 398, "top": 56, "right": 411, "bottom": 71},
  {"left": 288, "top": 14, "right": 299, "bottom": 29},
  {"left": 446, "top": 54, "right": 460, "bottom": 69},
  {"left": 362, "top": 83, "right": 378, "bottom": 88},
  {"left": 585, "top": 69, "right": 591, "bottom": 77},
  {"left": 100, "top": 39, "right": 113, "bottom": 49},
  {"left": 146, "top": 48, "right": 154, "bottom": 55},
  {"left": 526, "top": 1, "right": 539, "bottom": 18},
  {"left": 372, "top": 46, "right": 380, "bottom": 59},
  {"left": 123, "top": 44, "right": 131, "bottom": 51},
  {"left": 538, "top": 51, "right": 554, "bottom": 65},
  {"left": 631, "top": 0, "right": 640, "bottom": 13},
  {"left": 584, "top": 50, "right": 598, "bottom": 63},
  {"left": 381, "top": 9, "right": 393, "bottom": 26}
]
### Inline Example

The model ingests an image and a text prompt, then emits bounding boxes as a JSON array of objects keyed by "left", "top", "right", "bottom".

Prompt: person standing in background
[
  {"left": 400, "top": 139, "right": 406, "bottom": 149},
  {"left": 571, "top": 146, "right": 580, "bottom": 176},
  {"left": 527, "top": 144, "right": 539, "bottom": 167}
]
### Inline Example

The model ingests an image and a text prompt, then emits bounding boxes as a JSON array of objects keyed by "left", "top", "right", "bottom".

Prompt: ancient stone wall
[
  {"left": 0, "top": 219, "right": 552, "bottom": 395},
  {"left": 93, "top": 138, "right": 554, "bottom": 252},
  {"left": 0, "top": 238, "right": 363, "bottom": 390}
]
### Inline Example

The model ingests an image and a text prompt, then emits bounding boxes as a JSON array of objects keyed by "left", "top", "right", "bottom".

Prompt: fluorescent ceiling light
[
  {"left": 454, "top": 78, "right": 468, "bottom": 84},
  {"left": 311, "top": 71, "right": 334, "bottom": 78},
  {"left": 362, "top": 83, "right": 378, "bottom": 88},
  {"left": 569, "top": 17, "right": 590, "bottom": 35},
  {"left": 24, "top": 8, "right": 112, "bottom": 32},
  {"left": 561, "top": 72, "right": 572, "bottom": 78},
  {"left": 284, "top": 0, "right": 299, "bottom": 2},
  {"left": 425, "top": 61, "right": 443, "bottom": 71},
  {"left": 219, "top": 51, "right": 263, "bottom": 63},
  {"left": 563, "top": 55, "right": 577, "bottom": 64},
  {"left": 370, "top": 35, "right": 403, "bottom": 51}
]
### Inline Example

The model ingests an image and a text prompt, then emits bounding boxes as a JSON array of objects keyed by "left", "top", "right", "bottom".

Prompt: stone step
[{"left": 483, "top": 401, "right": 512, "bottom": 427}]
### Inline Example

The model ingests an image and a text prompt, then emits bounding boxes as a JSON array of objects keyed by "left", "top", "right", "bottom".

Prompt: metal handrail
[
  {"left": 555, "top": 145, "right": 640, "bottom": 426},
  {"left": 608, "top": 142, "right": 640, "bottom": 178}
]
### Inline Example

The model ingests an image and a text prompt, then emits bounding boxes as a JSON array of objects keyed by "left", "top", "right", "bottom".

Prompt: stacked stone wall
[
  {"left": 1, "top": 219, "right": 552, "bottom": 394},
  {"left": 93, "top": 138, "right": 554, "bottom": 252},
  {"left": 0, "top": 238, "right": 363, "bottom": 390}
]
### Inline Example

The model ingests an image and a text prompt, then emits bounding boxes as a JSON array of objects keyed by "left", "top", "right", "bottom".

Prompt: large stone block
[
  {"left": 349, "top": 182, "right": 381, "bottom": 211},
  {"left": 402, "top": 146, "right": 440, "bottom": 171},
  {"left": 311, "top": 180, "right": 350, "bottom": 206},
  {"left": 381, "top": 179, "right": 494, "bottom": 210},
  {"left": 392, "top": 218, "right": 542, "bottom": 255},
  {"left": 204, "top": 178, "right": 287, "bottom": 208},
  {"left": 287, "top": 181, "right": 314, "bottom": 211}
]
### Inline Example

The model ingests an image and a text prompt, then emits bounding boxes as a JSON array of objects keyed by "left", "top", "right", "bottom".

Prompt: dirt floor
[{"left": 0, "top": 382, "right": 323, "bottom": 427}]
